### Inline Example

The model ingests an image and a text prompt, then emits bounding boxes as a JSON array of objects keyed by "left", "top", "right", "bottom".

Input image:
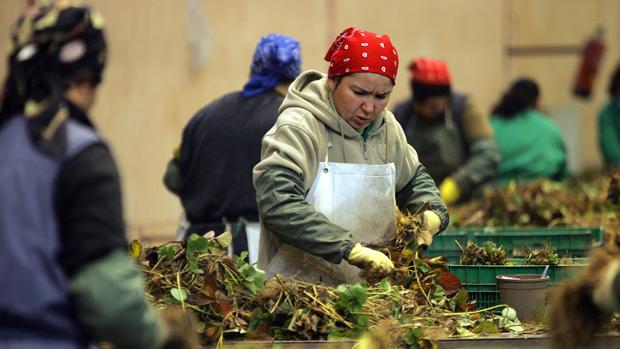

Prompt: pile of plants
[
  {"left": 455, "top": 241, "right": 580, "bottom": 267},
  {"left": 457, "top": 241, "right": 508, "bottom": 266},
  {"left": 133, "top": 211, "right": 535, "bottom": 347},
  {"left": 523, "top": 244, "right": 559, "bottom": 266},
  {"left": 451, "top": 171, "right": 620, "bottom": 237}
]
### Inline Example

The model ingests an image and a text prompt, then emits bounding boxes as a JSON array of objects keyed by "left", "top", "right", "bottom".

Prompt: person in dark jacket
[
  {"left": 491, "top": 78, "right": 568, "bottom": 183},
  {"left": 163, "top": 34, "right": 301, "bottom": 266},
  {"left": 393, "top": 58, "right": 500, "bottom": 205},
  {"left": 0, "top": 3, "right": 193, "bottom": 348}
]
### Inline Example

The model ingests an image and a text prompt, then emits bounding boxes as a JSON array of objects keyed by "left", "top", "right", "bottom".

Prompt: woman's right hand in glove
[{"left": 346, "top": 243, "right": 394, "bottom": 274}]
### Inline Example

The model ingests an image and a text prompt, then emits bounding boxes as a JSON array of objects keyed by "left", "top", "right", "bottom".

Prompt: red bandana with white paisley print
[{"left": 324, "top": 27, "right": 399, "bottom": 83}]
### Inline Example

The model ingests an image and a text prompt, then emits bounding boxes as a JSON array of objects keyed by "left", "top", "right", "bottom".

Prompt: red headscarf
[
  {"left": 408, "top": 58, "right": 451, "bottom": 85},
  {"left": 324, "top": 27, "right": 399, "bottom": 82}
]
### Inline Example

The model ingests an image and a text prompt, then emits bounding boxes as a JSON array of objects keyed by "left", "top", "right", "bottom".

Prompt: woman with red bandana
[{"left": 253, "top": 27, "right": 448, "bottom": 286}]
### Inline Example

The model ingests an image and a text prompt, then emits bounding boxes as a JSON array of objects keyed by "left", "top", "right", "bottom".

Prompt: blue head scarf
[{"left": 242, "top": 34, "right": 301, "bottom": 97}]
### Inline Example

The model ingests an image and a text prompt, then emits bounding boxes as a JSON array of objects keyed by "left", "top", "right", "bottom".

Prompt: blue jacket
[{"left": 0, "top": 115, "right": 100, "bottom": 348}]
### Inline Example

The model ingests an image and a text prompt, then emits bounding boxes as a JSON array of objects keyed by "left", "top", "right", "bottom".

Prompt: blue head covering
[{"left": 242, "top": 34, "right": 301, "bottom": 97}]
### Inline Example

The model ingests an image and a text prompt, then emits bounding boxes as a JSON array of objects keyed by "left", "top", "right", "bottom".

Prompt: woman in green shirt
[
  {"left": 490, "top": 78, "right": 568, "bottom": 183},
  {"left": 598, "top": 64, "right": 620, "bottom": 167}
]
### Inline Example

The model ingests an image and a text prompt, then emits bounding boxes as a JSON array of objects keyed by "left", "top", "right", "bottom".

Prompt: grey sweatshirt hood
[{"left": 279, "top": 70, "right": 386, "bottom": 139}]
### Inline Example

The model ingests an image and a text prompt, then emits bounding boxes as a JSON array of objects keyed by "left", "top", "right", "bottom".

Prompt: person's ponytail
[{"left": 492, "top": 78, "right": 540, "bottom": 119}]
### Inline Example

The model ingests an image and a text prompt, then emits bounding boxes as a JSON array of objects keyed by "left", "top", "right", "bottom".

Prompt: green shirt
[
  {"left": 491, "top": 109, "right": 567, "bottom": 183},
  {"left": 360, "top": 119, "right": 375, "bottom": 140},
  {"left": 598, "top": 101, "right": 620, "bottom": 167}
]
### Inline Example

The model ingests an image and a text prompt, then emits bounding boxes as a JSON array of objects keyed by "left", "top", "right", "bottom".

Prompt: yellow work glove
[
  {"left": 416, "top": 210, "right": 441, "bottom": 249},
  {"left": 347, "top": 243, "right": 394, "bottom": 274},
  {"left": 353, "top": 333, "right": 379, "bottom": 349},
  {"left": 439, "top": 177, "right": 461, "bottom": 205}
]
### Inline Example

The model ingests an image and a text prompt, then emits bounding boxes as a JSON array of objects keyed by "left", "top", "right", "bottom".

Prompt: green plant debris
[
  {"left": 458, "top": 241, "right": 507, "bottom": 265},
  {"left": 451, "top": 171, "right": 620, "bottom": 238},
  {"left": 136, "top": 211, "right": 548, "bottom": 347},
  {"left": 524, "top": 244, "right": 559, "bottom": 265}
]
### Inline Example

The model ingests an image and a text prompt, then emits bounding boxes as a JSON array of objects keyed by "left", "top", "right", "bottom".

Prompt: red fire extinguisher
[{"left": 573, "top": 27, "right": 606, "bottom": 99}]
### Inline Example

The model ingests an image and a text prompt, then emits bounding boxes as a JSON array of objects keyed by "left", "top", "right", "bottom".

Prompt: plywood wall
[{"left": 0, "top": 0, "right": 618, "bottom": 240}]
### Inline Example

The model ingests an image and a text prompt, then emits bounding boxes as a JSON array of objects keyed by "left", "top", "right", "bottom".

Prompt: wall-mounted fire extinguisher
[{"left": 573, "top": 26, "right": 606, "bottom": 99}]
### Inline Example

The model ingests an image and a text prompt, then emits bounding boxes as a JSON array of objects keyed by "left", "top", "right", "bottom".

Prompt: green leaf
[
  {"left": 326, "top": 330, "right": 350, "bottom": 340},
  {"left": 159, "top": 245, "right": 175, "bottom": 259},
  {"left": 327, "top": 328, "right": 363, "bottom": 340},
  {"left": 404, "top": 327, "right": 422, "bottom": 348},
  {"left": 170, "top": 287, "right": 187, "bottom": 302},
  {"left": 187, "top": 258, "right": 204, "bottom": 274},
  {"left": 433, "top": 285, "right": 446, "bottom": 298},
  {"left": 278, "top": 299, "right": 293, "bottom": 315},
  {"left": 405, "top": 238, "right": 419, "bottom": 252},
  {"left": 356, "top": 314, "right": 368, "bottom": 327},
  {"left": 186, "top": 234, "right": 209, "bottom": 275},
  {"left": 452, "top": 289, "right": 468, "bottom": 312},
  {"left": 248, "top": 308, "right": 273, "bottom": 332},
  {"left": 430, "top": 285, "right": 446, "bottom": 307},
  {"left": 274, "top": 328, "right": 293, "bottom": 341},
  {"left": 378, "top": 278, "right": 392, "bottom": 292},
  {"left": 415, "top": 259, "right": 431, "bottom": 274},
  {"left": 456, "top": 315, "right": 473, "bottom": 328},
  {"left": 472, "top": 321, "right": 499, "bottom": 335},
  {"left": 187, "top": 234, "right": 209, "bottom": 256},
  {"left": 501, "top": 307, "right": 518, "bottom": 321},
  {"left": 391, "top": 307, "right": 402, "bottom": 319},
  {"left": 233, "top": 252, "right": 265, "bottom": 294},
  {"left": 335, "top": 283, "right": 368, "bottom": 314}
]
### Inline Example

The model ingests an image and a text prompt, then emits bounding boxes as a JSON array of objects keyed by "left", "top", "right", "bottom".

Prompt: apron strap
[{"left": 385, "top": 119, "right": 389, "bottom": 164}]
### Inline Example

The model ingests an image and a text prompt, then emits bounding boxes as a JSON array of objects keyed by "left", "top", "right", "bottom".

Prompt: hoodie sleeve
[
  {"left": 253, "top": 115, "right": 356, "bottom": 263},
  {"left": 388, "top": 115, "right": 449, "bottom": 233},
  {"left": 253, "top": 112, "right": 320, "bottom": 184}
]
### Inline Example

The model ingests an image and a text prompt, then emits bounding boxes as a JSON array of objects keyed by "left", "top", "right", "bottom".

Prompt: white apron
[
  {"left": 245, "top": 222, "right": 261, "bottom": 267},
  {"left": 264, "top": 150, "right": 397, "bottom": 286}
]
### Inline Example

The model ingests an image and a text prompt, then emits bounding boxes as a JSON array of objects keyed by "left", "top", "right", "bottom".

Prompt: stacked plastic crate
[{"left": 426, "top": 226, "right": 604, "bottom": 308}]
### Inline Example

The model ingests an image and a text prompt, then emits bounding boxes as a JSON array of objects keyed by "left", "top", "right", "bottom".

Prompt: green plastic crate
[
  {"left": 425, "top": 226, "right": 603, "bottom": 263},
  {"left": 472, "top": 226, "right": 604, "bottom": 258},
  {"left": 424, "top": 229, "right": 471, "bottom": 262},
  {"left": 448, "top": 259, "right": 589, "bottom": 308},
  {"left": 467, "top": 291, "right": 500, "bottom": 310}
]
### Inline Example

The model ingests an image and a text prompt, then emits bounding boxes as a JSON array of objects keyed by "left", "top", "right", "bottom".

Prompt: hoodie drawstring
[{"left": 338, "top": 119, "right": 347, "bottom": 163}]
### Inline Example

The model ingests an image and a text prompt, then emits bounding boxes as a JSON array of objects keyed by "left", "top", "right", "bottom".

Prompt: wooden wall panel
[
  {"left": 505, "top": 0, "right": 620, "bottom": 169},
  {"left": 0, "top": 0, "right": 618, "bottom": 239},
  {"left": 328, "top": 0, "right": 504, "bottom": 114}
]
